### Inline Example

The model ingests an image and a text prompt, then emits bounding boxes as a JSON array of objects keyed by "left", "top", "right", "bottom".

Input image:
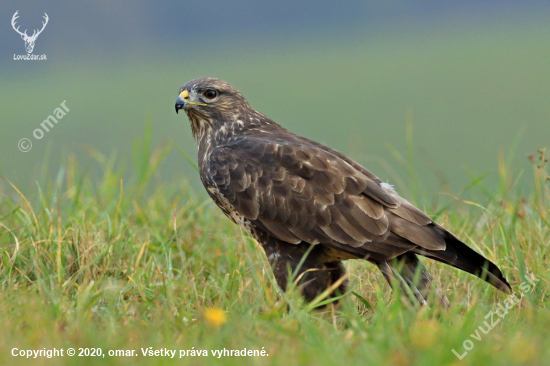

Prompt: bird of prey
[{"left": 174, "top": 77, "right": 511, "bottom": 307}]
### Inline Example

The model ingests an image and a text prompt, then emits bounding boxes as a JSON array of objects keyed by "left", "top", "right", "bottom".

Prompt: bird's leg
[
  {"left": 378, "top": 253, "right": 450, "bottom": 308},
  {"left": 261, "top": 238, "right": 348, "bottom": 306}
]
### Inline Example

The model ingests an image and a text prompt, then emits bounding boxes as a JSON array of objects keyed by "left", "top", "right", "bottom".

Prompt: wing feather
[{"left": 208, "top": 137, "right": 443, "bottom": 255}]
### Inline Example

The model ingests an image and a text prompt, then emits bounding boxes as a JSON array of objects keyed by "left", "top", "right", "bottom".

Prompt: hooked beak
[{"left": 175, "top": 90, "right": 207, "bottom": 114}]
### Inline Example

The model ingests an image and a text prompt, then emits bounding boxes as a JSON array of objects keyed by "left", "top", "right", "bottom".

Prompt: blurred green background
[{"left": 1, "top": 1, "right": 549, "bottom": 201}]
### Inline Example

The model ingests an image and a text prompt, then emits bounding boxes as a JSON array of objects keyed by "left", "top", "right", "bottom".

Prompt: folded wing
[{"left": 208, "top": 137, "right": 445, "bottom": 253}]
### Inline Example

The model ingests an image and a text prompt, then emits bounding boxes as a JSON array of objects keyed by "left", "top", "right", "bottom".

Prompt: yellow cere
[{"left": 179, "top": 89, "right": 207, "bottom": 106}]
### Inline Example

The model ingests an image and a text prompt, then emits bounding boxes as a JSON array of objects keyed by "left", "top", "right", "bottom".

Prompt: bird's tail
[
  {"left": 378, "top": 252, "right": 451, "bottom": 308},
  {"left": 414, "top": 227, "right": 512, "bottom": 294}
]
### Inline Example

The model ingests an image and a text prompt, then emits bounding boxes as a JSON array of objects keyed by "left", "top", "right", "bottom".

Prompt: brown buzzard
[{"left": 175, "top": 78, "right": 511, "bottom": 307}]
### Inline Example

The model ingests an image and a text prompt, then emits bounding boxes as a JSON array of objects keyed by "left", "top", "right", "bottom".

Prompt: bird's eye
[{"left": 203, "top": 90, "right": 218, "bottom": 100}]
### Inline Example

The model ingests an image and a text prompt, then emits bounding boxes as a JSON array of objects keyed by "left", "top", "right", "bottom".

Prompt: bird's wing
[{"left": 208, "top": 137, "right": 445, "bottom": 251}]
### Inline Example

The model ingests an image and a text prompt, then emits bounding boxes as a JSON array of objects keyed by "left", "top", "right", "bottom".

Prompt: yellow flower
[{"left": 203, "top": 307, "right": 227, "bottom": 327}]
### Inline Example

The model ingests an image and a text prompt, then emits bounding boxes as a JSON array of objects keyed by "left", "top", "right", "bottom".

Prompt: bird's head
[
  {"left": 175, "top": 78, "right": 280, "bottom": 141},
  {"left": 175, "top": 77, "right": 251, "bottom": 118},
  {"left": 175, "top": 78, "right": 255, "bottom": 139}
]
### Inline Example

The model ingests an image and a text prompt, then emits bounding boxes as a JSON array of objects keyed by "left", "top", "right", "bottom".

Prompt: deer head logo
[{"left": 11, "top": 11, "right": 49, "bottom": 54}]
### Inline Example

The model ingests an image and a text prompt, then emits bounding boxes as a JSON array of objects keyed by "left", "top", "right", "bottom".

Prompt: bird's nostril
[{"left": 180, "top": 90, "right": 190, "bottom": 100}]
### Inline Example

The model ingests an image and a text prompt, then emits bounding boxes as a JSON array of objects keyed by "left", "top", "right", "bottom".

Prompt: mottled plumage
[{"left": 175, "top": 77, "right": 511, "bottom": 307}]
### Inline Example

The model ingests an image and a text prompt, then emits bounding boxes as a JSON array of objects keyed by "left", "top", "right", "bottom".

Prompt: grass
[{"left": 0, "top": 131, "right": 549, "bottom": 366}]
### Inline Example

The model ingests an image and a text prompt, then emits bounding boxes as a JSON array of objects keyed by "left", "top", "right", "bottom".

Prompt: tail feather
[{"left": 414, "top": 228, "right": 511, "bottom": 294}]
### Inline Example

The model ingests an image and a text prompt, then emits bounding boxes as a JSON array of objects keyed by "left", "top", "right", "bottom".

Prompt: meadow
[
  {"left": 1, "top": 9, "right": 550, "bottom": 365},
  {"left": 0, "top": 129, "right": 548, "bottom": 365}
]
